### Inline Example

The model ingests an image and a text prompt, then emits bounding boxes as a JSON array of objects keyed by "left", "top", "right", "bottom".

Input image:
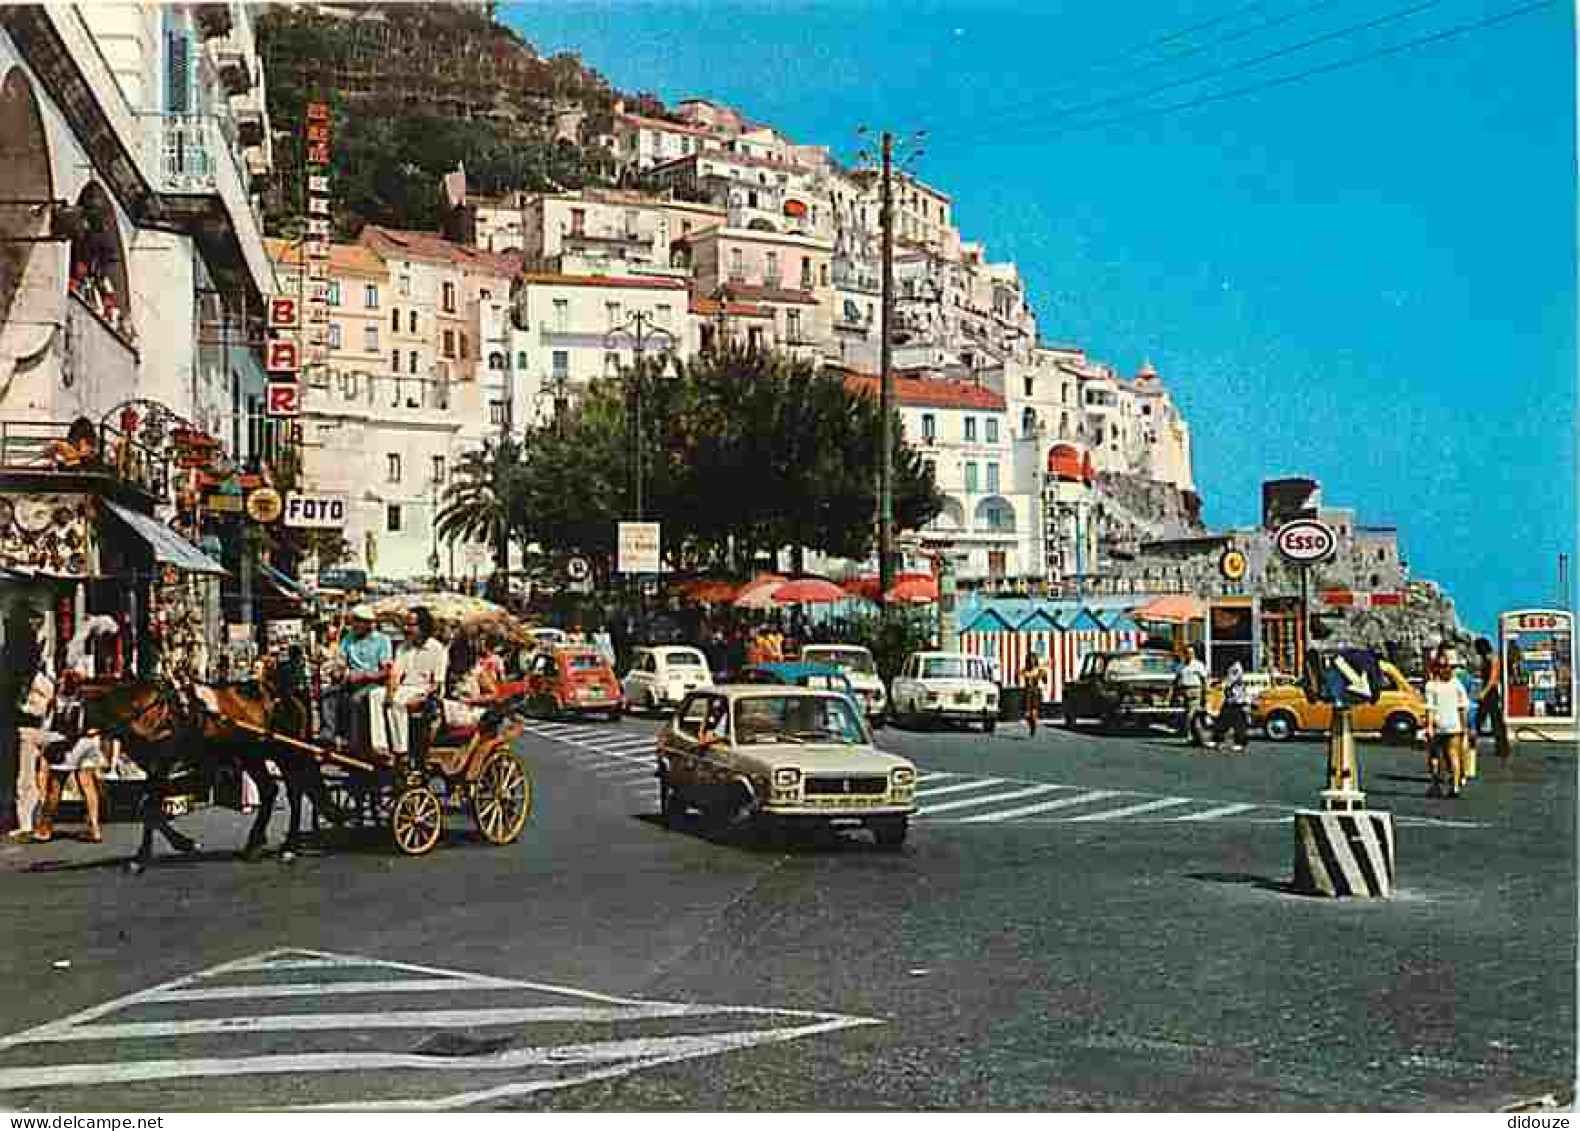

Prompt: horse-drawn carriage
[{"left": 84, "top": 666, "right": 534, "bottom": 870}]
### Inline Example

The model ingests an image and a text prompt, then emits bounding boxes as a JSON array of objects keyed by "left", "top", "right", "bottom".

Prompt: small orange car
[{"left": 525, "top": 645, "right": 624, "bottom": 721}]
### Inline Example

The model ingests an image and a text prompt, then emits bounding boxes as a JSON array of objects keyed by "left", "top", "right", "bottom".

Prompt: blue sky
[{"left": 502, "top": 0, "right": 1576, "bottom": 635}]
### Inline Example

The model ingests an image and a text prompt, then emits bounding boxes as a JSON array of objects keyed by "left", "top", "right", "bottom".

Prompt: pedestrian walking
[
  {"left": 1021, "top": 652, "right": 1047, "bottom": 737},
  {"left": 0, "top": 605, "right": 46, "bottom": 837},
  {"left": 1173, "top": 645, "right": 1209, "bottom": 745},
  {"left": 1473, "top": 637, "right": 1511, "bottom": 759},
  {"left": 1423, "top": 654, "right": 1469, "bottom": 797},
  {"left": 1207, "top": 661, "right": 1252, "bottom": 752}
]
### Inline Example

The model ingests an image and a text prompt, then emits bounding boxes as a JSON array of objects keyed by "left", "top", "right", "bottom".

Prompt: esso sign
[
  {"left": 1274, "top": 519, "right": 1337, "bottom": 563},
  {"left": 1513, "top": 612, "right": 1569, "bottom": 632}
]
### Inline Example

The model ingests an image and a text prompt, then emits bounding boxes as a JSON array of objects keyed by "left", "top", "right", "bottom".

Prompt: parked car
[
  {"left": 736, "top": 661, "right": 858, "bottom": 700},
  {"left": 1253, "top": 659, "right": 1426, "bottom": 742},
  {"left": 524, "top": 645, "right": 623, "bottom": 721},
  {"left": 1062, "top": 648, "right": 1183, "bottom": 733},
  {"left": 888, "top": 651, "right": 999, "bottom": 732},
  {"left": 656, "top": 686, "right": 917, "bottom": 847},
  {"left": 797, "top": 643, "right": 887, "bottom": 723},
  {"left": 622, "top": 645, "right": 714, "bottom": 713}
]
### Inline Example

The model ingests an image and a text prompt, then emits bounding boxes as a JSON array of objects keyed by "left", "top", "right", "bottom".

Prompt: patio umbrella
[
  {"left": 1132, "top": 593, "right": 1205, "bottom": 624},
  {"left": 675, "top": 577, "right": 740, "bottom": 604},
  {"left": 732, "top": 574, "right": 787, "bottom": 610},
  {"left": 772, "top": 577, "right": 847, "bottom": 605},
  {"left": 369, "top": 591, "right": 525, "bottom": 638},
  {"left": 886, "top": 575, "right": 939, "bottom": 603}
]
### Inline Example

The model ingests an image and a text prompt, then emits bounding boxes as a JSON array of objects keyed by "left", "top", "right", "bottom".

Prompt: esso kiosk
[{"left": 1497, "top": 608, "right": 1575, "bottom": 741}]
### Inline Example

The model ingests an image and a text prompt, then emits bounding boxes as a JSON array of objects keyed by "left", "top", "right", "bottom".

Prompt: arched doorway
[
  {"left": 68, "top": 181, "right": 132, "bottom": 340},
  {"left": 0, "top": 66, "right": 61, "bottom": 396}
]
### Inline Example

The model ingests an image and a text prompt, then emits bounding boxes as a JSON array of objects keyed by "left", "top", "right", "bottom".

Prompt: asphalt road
[{"left": 0, "top": 712, "right": 1572, "bottom": 1112}]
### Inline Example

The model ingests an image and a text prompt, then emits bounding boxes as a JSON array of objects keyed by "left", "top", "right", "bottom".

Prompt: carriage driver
[{"left": 321, "top": 604, "right": 392, "bottom": 751}]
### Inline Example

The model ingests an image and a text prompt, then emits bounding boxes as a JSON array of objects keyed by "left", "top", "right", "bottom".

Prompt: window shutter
[{"left": 166, "top": 31, "right": 190, "bottom": 113}]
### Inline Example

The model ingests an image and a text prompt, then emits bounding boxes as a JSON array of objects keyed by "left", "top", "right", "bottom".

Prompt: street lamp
[{"left": 604, "top": 310, "right": 676, "bottom": 524}]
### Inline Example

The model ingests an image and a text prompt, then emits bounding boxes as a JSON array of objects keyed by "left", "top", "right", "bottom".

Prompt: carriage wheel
[
  {"left": 323, "top": 779, "right": 364, "bottom": 828},
  {"left": 469, "top": 752, "right": 531, "bottom": 845},
  {"left": 390, "top": 786, "right": 444, "bottom": 856}
]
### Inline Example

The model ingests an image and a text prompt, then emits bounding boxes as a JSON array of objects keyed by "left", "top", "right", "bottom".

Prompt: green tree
[{"left": 436, "top": 437, "right": 526, "bottom": 576}]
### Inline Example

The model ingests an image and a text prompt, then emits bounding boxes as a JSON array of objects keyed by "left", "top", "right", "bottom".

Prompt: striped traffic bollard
[
  {"left": 1291, "top": 706, "right": 1395, "bottom": 898},
  {"left": 1292, "top": 809, "right": 1395, "bottom": 898}
]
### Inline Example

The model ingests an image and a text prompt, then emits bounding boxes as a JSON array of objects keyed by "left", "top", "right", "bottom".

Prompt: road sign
[
  {"left": 282, "top": 492, "right": 346, "bottom": 529},
  {"left": 1219, "top": 548, "right": 1248, "bottom": 581},
  {"left": 1274, "top": 519, "right": 1336, "bottom": 564},
  {"left": 245, "top": 487, "right": 283, "bottom": 524},
  {"left": 1313, "top": 647, "right": 1384, "bottom": 706},
  {"left": 566, "top": 556, "right": 591, "bottom": 583},
  {"left": 617, "top": 522, "right": 660, "bottom": 575},
  {"left": 265, "top": 383, "right": 300, "bottom": 417}
]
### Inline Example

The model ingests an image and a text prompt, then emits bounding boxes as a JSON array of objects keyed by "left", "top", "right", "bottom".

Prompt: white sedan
[{"left": 622, "top": 645, "right": 713, "bottom": 713}]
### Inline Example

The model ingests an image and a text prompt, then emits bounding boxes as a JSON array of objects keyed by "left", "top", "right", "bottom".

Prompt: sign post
[{"left": 1275, "top": 518, "right": 1336, "bottom": 686}]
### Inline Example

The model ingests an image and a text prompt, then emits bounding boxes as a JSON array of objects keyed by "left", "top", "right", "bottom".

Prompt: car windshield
[
  {"left": 921, "top": 657, "right": 982, "bottom": 680},
  {"left": 566, "top": 654, "right": 604, "bottom": 671},
  {"left": 733, "top": 694, "right": 867, "bottom": 746},
  {"left": 665, "top": 651, "right": 704, "bottom": 667},
  {"left": 807, "top": 648, "right": 875, "bottom": 674},
  {"left": 1107, "top": 653, "right": 1178, "bottom": 677}
]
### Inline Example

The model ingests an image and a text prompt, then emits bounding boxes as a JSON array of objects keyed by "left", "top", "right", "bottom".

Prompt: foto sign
[
  {"left": 1274, "top": 519, "right": 1336, "bottom": 564},
  {"left": 617, "top": 522, "right": 660, "bottom": 575},
  {"left": 283, "top": 492, "right": 346, "bottom": 529}
]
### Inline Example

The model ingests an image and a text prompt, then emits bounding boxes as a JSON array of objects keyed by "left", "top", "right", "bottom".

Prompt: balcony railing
[{"left": 0, "top": 419, "right": 167, "bottom": 499}]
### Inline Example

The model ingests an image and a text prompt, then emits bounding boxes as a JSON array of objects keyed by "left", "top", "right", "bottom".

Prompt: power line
[
  {"left": 928, "top": 0, "right": 1344, "bottom": 144},
  {"left": 958, "top": 0, "right": 1555, "bottom": 151},
  {"left": 944, "top": 0, "right": 1448, "bottom": 149}
]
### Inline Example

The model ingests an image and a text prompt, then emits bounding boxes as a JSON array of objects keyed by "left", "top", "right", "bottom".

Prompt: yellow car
[{"left": 1252, "top": 659, "right": 1426, "bottom": 743}]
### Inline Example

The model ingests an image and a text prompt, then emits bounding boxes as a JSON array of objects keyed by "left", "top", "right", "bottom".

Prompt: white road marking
[
  {"left": 917, "top": 784, "right": 1063, "bottom": 815},
  {"left": 913, "top": 772, "right": 958, "bottom": 782},
  {"left": 915, "top": 777, "right": 1008, "bottom": 798},
  {"left": 20, "top": 1003, "right": 730, "bottom": 1043},
  {"left": 1171, "top": 802, "right": 1260, "bottom": 822},
  {"left": 958, "top": 790, "right": 1118, "bottom": 823},
  {"left": 1065, "top": 796, "right": 1194, "bottom": 822},
  {"left": 0, "top": 948, "right": 883, "bottom": 1110},
  {"left": 153, "top": 979, "right": 517, "bottom": 1003}
]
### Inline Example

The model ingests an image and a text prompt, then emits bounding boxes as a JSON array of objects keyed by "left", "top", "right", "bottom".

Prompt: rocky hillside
[{"left": 255, "top": 3, "right": 664, "bottom": 238}]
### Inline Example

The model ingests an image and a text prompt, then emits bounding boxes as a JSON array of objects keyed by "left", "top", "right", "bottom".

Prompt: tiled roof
[
  {"left": 517, "top": 273, "right": 689, "bottom": 291},
  {"left": 359, "top": 226, "right": 523, "bottom": 278},
  {"left": 615, "top": 111, "right": 717, "bottom": 138},
  {"left": 652, "top": 149, "right": 817, "bottom": 177},
  {"left": 839, "top": 371, "right": 1006, "bottom": 411},
  {"left": 689, "top": 296, "right": 773, "bottom": 319},
  {"left": 264, "top": 238, "right": 386, "bottom": 278}
]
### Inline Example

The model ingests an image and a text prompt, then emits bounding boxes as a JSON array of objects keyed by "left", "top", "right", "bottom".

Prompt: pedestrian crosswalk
[
  {"left": 0, "top": 948, "right": 880, "bottom": 1111},
  {"left": 517, "top": 722, "right": 1487, "bottom": 830}
]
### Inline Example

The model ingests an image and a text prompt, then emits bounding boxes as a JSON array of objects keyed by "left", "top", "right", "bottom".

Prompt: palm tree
[{"left": 436, "top": 436, "right": 523, "bottom": 580}]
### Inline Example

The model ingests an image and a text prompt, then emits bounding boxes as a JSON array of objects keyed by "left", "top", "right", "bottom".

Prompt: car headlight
[
  {"left": 773, "top": 768, "right": 801, "bottom": 788},
  {"left": 924, "top": 691, "right": 939, "bottom": 703},
  {"left": 891, "top": 767, "right": 915, "bottom": 786}
]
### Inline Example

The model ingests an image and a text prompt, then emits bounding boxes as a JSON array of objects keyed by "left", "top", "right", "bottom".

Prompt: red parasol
[{"left": 771, "top": 577, "right": 848, "bottom": 605}]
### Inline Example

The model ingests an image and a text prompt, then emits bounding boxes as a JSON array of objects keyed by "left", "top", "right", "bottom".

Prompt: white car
[
  {"left": 622, "top": 645, "right": 714, "bottom": 712},
  {"left": 889, "top": 651, "right": 1000, "bottom": 733},
  {"left": 799, "top": 644, "right": 888, "bottom": 724}
]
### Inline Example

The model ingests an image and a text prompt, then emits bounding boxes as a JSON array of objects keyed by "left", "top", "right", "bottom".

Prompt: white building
[
  {"left": 0, "top": 3, "right": 276, "bottom": 457},
  {"left": 510, "top": 272, "right": 692, "bottom": 428}
]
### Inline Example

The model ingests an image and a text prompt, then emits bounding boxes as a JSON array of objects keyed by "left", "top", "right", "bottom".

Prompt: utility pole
[{"left": 878, "top": 130, "right": 896, "bottom": 615}]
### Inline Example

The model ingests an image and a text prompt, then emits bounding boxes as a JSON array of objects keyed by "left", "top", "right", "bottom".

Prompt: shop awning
[
  {"left": 103, "top": 501, "right": 227, "bottom": 576},
  {"left": 1131, "top": 593, "right": 1205, "bottom": 624},
  {"left": 260, "top": 561, "right": 312, "bottom": 602}
]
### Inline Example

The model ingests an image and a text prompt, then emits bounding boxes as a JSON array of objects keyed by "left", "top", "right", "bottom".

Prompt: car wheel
[
  {"left": 1101, "top": 706, "right": 1123, "bottom": 735},
  {"left": 1189, "top": 710, "right": 1216, "bottom": 747},
  {"left": 1064, "top": 705, "right": 1079, "bottom": 728},
  {"left": 646, "top": 688, "right": 661, "bottom": 716},
  {"left": 873, "top": 818, "right": 908, "bottom": 850},
  {"left": 1264, "top": 710, "right": 1297, "bottom": 742},
  {"left": 1383, "top": 712, "right": 1418, "bottom": 745},
  {"left": 983, "top": 715, "right": 996, "bottom": 735}
]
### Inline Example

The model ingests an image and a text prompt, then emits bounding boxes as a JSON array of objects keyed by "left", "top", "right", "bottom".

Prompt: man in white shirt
[
  {"left": 1174, "top": 645, "right": 1209, "bottom": 744},
  {"left": 368, "top": 607, "right": 449, "bottom": 758},
  {"left": 1423, "top": 655, "right": 1469, "bottom": 798}
]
